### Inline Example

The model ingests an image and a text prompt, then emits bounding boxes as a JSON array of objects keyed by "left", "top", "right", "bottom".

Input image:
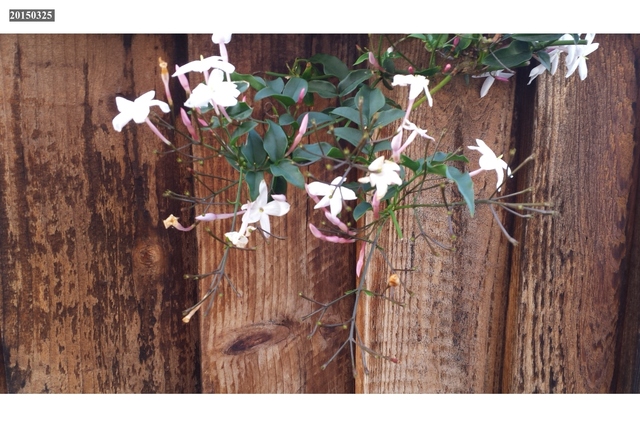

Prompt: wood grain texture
[
  {"left": 504, "top": 34, "right": 640, "bottom": 393},
  {"left": 357, "top": 37, "right": 516, "bottom": 393},
  {"left": 0, "top": 34, "right": 199, "bottom": 392},
  {"left": 185, "top": 34, "right": 367, "bottom": 393}
]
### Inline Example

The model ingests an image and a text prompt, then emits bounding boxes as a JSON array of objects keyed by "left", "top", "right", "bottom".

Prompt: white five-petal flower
[
  {"left": 392, "top": 74, "right": 433, "bottom": 106},
  {"left": 307, "top": 177, "right": 357, "bottom": 217},
  {"left": 473, "top": 70, "right": 515, "bottom": 98},
  {"left": 183, "top": 69, "right": 240, "bottom": 110},
  {"left": 358, "top": 156, "right": 403, "bottom": 200},
  {"left": 239, "top": 180, "right": 290, "bottom": 238},
  {"left": 564, "top": 33, "right": 599, "bottom": 80},
  {"left": 172, "top": 55, "right": 235, "bottom": 77},
  {"left": 112, "top": 91, "right": 170, "bottom": 132},
  {"left": 468, "top": 139, "right": 512, "bottom": 191}
]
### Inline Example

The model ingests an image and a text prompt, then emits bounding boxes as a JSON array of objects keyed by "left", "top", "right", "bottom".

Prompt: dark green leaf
[
  {"left": 278, "top": 113, "right": 296, "bottom": 126},
  {"left": 353, "top": 201, "right": 372, "bottom": 221},
  {"left": 231, "top": 120, "right": 258, "bottom": 144},
  {"left": 242, "top": 129, "right": 267, "bottom": 167},
  {"left": 263, "top": 120, "right": 288, "bottom": 162},
  {"left": 400, "top": 155, "right": 421, "bottom": 173},
  {"left": 355, "top": 85, "right": 385, "bottom": 125},
  {"left": 482, "top": 40, "right": 532, "bottom": 69},
  {"left": 309, "top": 54, "right": 349, "bottom": 80},
  {"left": 333, "top": 127, "right": 363, "bottom": 146},
  {"left": 231, "top": 72, "right": 266, "bottom": 91},
  {"left": 282, "top": 77, "right": 308, "bottom": 101},
  {"left": 226, "top": 102, "right": 253, "bottom": 121},
  {"left": 371, "top": 108, "right": 405, "bottom": 129},
  {"left": 270, "top": 160, "right": 305, "bottom": 189},
  {"left": 326, "top": 147, "right": 345, "bottom": 160},
  {"left": 292, "top": 142, "right": 333, "bottom": 163},
  {"left": 271, "top": 175, "right": 288, "bottom": 198},
  {"left": 331, "top": 107, "right": 362, "bottom": 126},
  {"left": 445, "top": 166, "right": 474, "bottom": 216},
  {"left": 536, "top": 51, "right": 551, "bottom": 72},
  {"left": 511, "top": 34, "right": 564, "bottom": 42},
  {"left": 307, "top": 80, "right": 338, "bottom": 98},
  {"left": 254, "top": 77, "right": 285, "bottom": 101},
  {"left": 306, "top": 112, "right": 335, "bottom": 126},
  {"left": 338, "top": 69, "right": 373, "bottom": 96},
  {"left": 245, "top": 170, "right": 265, "bottom": 201}
]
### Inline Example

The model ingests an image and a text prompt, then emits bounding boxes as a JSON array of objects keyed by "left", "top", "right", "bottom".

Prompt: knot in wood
[{"left": 132, "top": 238, "right": 167, "bottom": 279}]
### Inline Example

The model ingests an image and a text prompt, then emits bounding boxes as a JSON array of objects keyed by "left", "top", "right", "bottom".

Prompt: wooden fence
[{"left": 1, "top": 34, "right": 639, "bottom": 393}]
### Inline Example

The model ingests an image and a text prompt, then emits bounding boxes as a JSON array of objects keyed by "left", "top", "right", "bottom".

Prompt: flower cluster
[{"left": 111, "top": 33, "right": 591, "bottom": 375}]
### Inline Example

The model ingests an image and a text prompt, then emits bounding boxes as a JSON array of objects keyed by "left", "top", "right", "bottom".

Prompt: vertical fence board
[
  {"left": 356, "top": 38, "right": 516, "bottom": 393},
  {"left": 504, "top": 34, "right": 640, "bottom": 393},
  {"left": 184, "top": 34, "right": 366, "bottom": 393},
  {"left": 0, "top": 34, "right": 199, "bottom": 392}
]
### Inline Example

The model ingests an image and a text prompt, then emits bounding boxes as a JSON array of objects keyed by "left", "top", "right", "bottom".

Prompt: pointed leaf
[
  {"left": 245, "top": 171, "right": 265, "bottom": 201},
  {"left": 355, "top": 85, "right": 385, "bottom": 124},
  {"left": 242, "top": 129, "right": 267, "bottom": 167},
  {"left": 445, "top": 166, "right": 475, "bottom": 216},
  {"left": 270, "top": 160, "right": 305, "bottom": 189},
  {"left": 263, "top": 120, "right": 288, "bottom": 162},
  {"left": 338, "top": 69, "right": 373, "bottom": 96},
  {"left": 309, "top": 53, "right": 349, "bottom": 79}
]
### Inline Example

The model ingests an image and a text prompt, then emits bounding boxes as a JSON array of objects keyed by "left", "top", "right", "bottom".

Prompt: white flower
[
  {"left": 391, "top": 119, "right": 434, "bottom": 162},
  {"left": 307, "top": 177, "right": 357, "bottom": 217},
  {"left": 468, "top": 139, "right": 512, "bottom": 191},
  {"left": 473, "top": 70, "right": 515, "bottom": 98},
  {"left": 183, "top": 69, "right": 240, "bottom": 110},
  {"left": 112, "top": 91, "right": 170, "bottom": 131},
  {"left": 224, "top": 231, "right": 248, "bottom": 248},
  {"left": 528, "top": 48, "right": 562, "bottom": 85},
  {"left": 212, "top": 33, "right": 232, "bottom": 44},
  {"left": 239, "top": 180, "right": 290, "bottom": 238},
  {"left": 392, "top": 74, "right": 433, "bottom": 106},
  {"left": 172, "top": 55, "right": 235, "bottom": 77},
  {"left": 358, "top": 156, "right": 403, "bottom": 200},
  {"left": 564, "top": 34, "right": 599, "bottom": 80}
]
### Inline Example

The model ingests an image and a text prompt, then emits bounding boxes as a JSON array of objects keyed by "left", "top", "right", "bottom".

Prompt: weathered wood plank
[
  {"left": 504, "top": 34, "right": 639, "bottom": 393},
  {"left": 356, "top": 37, "right": 516, "bottom": 392},
  {"left": 185, "top": 34, "right": 366, "bottom": 393},
  {"left": 0, "top": 34, "right": 199, "bottom": 392}
]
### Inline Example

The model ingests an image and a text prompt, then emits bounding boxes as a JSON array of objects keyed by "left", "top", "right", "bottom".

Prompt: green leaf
[
  {"left": 400, "top": 155, "right": 421, "bottom": 173},
  {"left": 445, "top": 166, "right": 475, "bottom": 216},
  {"left": 331, "top": 107, "right": 362, "bottom": 126},
  {"left": 226, "top": 102, "right": 253, "bottom": 121},
  {"left": 278, "top": 113, "right": 296, "bottom": 126},
  {"left": 292, "top": 142, "right": 333, "bottom": 163},
  {"left": 326, "top": 147, "right": 345, "bottom": 160},
  {"left": 482, "top": 40, "right": 533, "bottom": 69},
  {"left": 232, "top": 72, "right": 266, "bottom": 91},
  {"left": 309, "top": 53, "right": 349, "bottom": 80},
  {"left": 536, "top": 51, "right": 552, "bottom": 72},
  {"left": 307, "top": 80, "right": 338, "bottom": 98},
  {"left": 231, "top": 120, "right": 258, "bottom": 144},
  {"left": 306, "top": 112, "right": 335, "bottom": 126},
  {"left": 242, "top": 129, "right": 267, "bottom": 167},
  {"left": 263, "top": 120, "right": 288, "bottom": 162},
  {"left": 353, "top": 201, "right": 372, "bottom": 221},
  {"left": 355, "top": 85, "right": 385, "bottom": 125},
  {"left": 333, "top": 127, "right": 363, "bottom": 146},
  {"left": 254, "top": 77, "right": 285, "bottom": 101},
  {"left": 371, "top": 108, "right": 405, "bottom": 129},
  {"left": 282, "top": 77, "right": 308, "bottom": 101},
  {"left": 245, "top": 171, "right": 264, "bottom": 201},
  {"left": 271, "top": 175, "right": 288, "bottom": 198},
  {"left": 511, "top": 34, "right": 564, "bottom": 42},
  {"left": 270, "top": 160, "right": 305, "bottom": 189},
  {"left": 338, "top": 69, "right": 373, "bottom": 96}
]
